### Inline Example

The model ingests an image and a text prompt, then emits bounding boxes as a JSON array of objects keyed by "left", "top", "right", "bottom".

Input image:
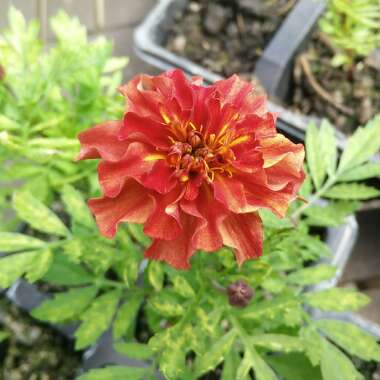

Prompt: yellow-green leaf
[{"left": 0, "top": 232, "right": 44, "bottom": 252}]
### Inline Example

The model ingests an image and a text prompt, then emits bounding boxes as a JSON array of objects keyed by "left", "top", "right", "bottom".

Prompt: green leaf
[
  {"left": 113, "top": 295, "right": 142, "bottom": 340},
  {"left": 194, "top": 330, "right": 237, "bottom": 377},
  {"left": 32, "top": 286, "right": 98, "bottom": 323},
  {"left": 303, "top": 288, "right": 370, "bottom": 312},
  {"left": 25, "top": 248, "right": 53, "bottom": 282},
  {"left": 149, "top": 293, "right": 184, "bottom": 317},
  {"left": 77, "top": 366, "right": 148, "bottom": 380},
  {"left": 250, "top": 346, "right": 277, "bottom": 380},
  {"left": 127, "top": 224, "right": 150, "bottom": 247},
  {"left": 75, "top": 290, "right": 121, "bottom": 349},
  {"left": 338, "top": 114, "right": 380, "bottom": 174},
  {"left": 0, "top": 232, "right": 44, "bottom": 252},
  {"left": 306, "top": 122, "right": 326, "bottom": 189},
  {"left": 339, "top": 162, "right": 380, "bottom": 181},
  {"left": 236, "top": 351, "right": 252, "bottom": 380},
  {"left": 320, "top": 339, "right": 363, "bottom": 380},
  {"left": 287, "top": 265, "right": 336, "bottom": 286},
  {"left": 148, "top": 261, "right": 164, "bottom": 291},
  {"left": 266, "top": 353, "right": 323, "bottom": 380},
  {"left": 304, "top": 201, "right": 359, "bottom": 227},
  {"left": 240, "top": 296, "right": 302, "bottom": 327},
  {"left": 160, "top": 345, "right": 187, "bottom": 380},
  {"left": 13, "top": 190, "right": 69, "bottom": 236},
  {"left": 320, "top": 120, "right": 337, "bottom": 177},
  {"left": 61, "top": 184, "right": 94, "bottom": 228},
  {"left": 43, "top": 254, "right": 93, "bottom": 286},
  {"left": 114, "top": 342, "right": 153, "bottom": 360},
  {"left": 172, "top": 275, "right": 195, "bottom": 298},
  {"left": 253, "top": 334, "right": 304, "bottom": 353},
  {"left": 316, "top": 319, "right": 380, "bottom": 361},
  {"left": 222, "top": 350, "right": 240, "bottom": 380},
  {"left": 260, "top": 209, "right": 293, "bottom": 230},
  {"left": 300, "top": 326, "right": 323, "bottom": 366},
  {"left": 324, "top": 183, "right": 380, "bottom": 200},
  {"left": 0, "top": 331, "right": 9, "bottom": 343},
  {"left": 0, "top": 251, "right": 38, "bottom": 288}
]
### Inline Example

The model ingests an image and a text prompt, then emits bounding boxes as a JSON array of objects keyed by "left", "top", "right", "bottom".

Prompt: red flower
[{"left": 78, "top": 70, "right": 305, "bottom": 269}]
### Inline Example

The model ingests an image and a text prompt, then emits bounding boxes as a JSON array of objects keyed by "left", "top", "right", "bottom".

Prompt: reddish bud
[
  {"left": 188, "top": 131, "right": 203, "bottom": 149},
  {"left": 227, "top": 280, "right": 253, "bottom": 307}
]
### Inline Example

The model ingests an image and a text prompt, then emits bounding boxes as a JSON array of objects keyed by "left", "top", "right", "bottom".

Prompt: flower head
[{"left": 78, "top": 69, "right": 304, "bottom": 269}]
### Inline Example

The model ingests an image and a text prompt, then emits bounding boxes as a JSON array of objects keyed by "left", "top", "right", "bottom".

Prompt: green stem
[
  {"left": 229, "top": 314, "right": 250, "bottom": 347},
  {"left": 291, "top": 176, "right": 337, "bottom": 220}
]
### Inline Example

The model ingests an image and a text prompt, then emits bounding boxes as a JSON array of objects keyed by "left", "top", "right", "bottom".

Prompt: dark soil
[
  {"left": 352, "top": 357, "right": 380, "bottom": 380},
  {"left": 164, "top": 0, "right": 295, "bottom": 80},
  {"left": 0, "top": 296, "right": 81, "bottom": 380},
  {"left": 290, "top": 32, "right": 380, "bottom": 133}
]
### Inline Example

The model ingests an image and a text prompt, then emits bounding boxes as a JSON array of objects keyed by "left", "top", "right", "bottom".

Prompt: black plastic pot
[{"left": 134, "top": 0, "right": 326, "bottom": 99}]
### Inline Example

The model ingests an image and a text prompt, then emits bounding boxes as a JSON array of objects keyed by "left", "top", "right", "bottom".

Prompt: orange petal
[
  {"left": 88, "top": 179, "right": 153, "bottom": 238},
  {"left": 77, "top": 121, "right": 126, "bottom": 161},
  {"left": 218, "top": 212, "right": 263, "bottom": 266}
]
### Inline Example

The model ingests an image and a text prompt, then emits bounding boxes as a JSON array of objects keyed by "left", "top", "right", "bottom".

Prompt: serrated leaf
[
  {"left": 222, "top": 350, "right": 240, "bottom": 380},
  {"left": 160, "top": 345, "right": 187, "bottom": 380},
  {"left": 300, "top": 326, "right": 323, "bottom": 366},
  {"left": 303, "top": 288, "right": 370, "bottom": 312},
  {"left": 338, "top": 114, "right": 380, "bottom": 174},
  {"left": 61, "top": 184, "right": 94, "bottom": 228},
  {"left": 25, "top": 248, "right": 53, "bottom": 282},
  {"left": 253, "top": 334, "right": 304, "bottom": 353},
  {"left": 339, "top": 162, "right": 380, "bottom": 181},
  {"left": 0, "top": 232, "right": 45, "bottom": 252},
  {"left": 304, "top": 201, "right": 359, "bottom": 227},
  {"left": 127, "top": 224, "right": 150, "bottom": 247},
  {"left": 114, "top": 342, "right": 153, "bottom": 360},
  {"left": 149, "top": 293, "right": 184, "bottom": 317},
  {"left": 321, "top": 339, "right": 363, "bottom": 380},
  {"left": 324, "top": 183, "right": 380, "bottom": 200},
  {"left": 320, "top": 120, "right": 337, "bottom": 177},
  {"left": 306, "top": 122, "right": 326, "bottom": 189},
  {"left": 148, "top": 261, "right": 164, "bottom": 291},
  {"left": 260, "top": 209, "right": 293, "bottom": 230},
  {"left": 240, "top": 296, "right": 302, "bottom": 327},
  {"left": 194, "top": 330, "right": 237, "bottom": 377},
  {"left": 172, "top": 275, "right": 195, "bottom": 298},
  {"left": 236, "top": 351, "right": 252, "bottom": 380},
  {"left": 76, "top": 366, "right": 148, "bottom": 380},
  {"left": 13, "top": 190, "right": 69, "bottom": 236},
  {"left": 316, "top": 319, "right": 380, "bottom": 361},
  {"left": 288, "top": 265, "right": 336, "bottom": 286},
  {"left": 43, "top": 254, "right": 93, "bottom": 285},
  {"left": 266, "top": 353, "right": 323, "bottom": 380},
  {"left": 0, "top": 251, "right": 38, "bottom": 288},
  {"left": 113, "top": 294, "right": 142, "bottom": 339},
  {"left": 75, "top": 289, "right": 121, "bottom": 349},
  {"left": 250, "top": 346, "right": 277, "bottom": 380},
  {"left": 32, "top": 286, "right": 98, "bottom": 323}
]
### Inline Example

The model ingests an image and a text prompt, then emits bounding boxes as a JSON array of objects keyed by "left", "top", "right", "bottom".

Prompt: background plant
[
  {"left": 0, "top": 8, "right": 128, "bottom": 229},
  {"left": 319, "top": 0, "right": 380, "bottom": 69},
  {"left": 0, "top": 116, "right": 380, "bottom": 379}
]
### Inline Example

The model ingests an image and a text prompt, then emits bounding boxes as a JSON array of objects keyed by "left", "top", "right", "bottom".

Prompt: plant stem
[{"left": 291, "top": 176, "right": 336, "bottom": 220}]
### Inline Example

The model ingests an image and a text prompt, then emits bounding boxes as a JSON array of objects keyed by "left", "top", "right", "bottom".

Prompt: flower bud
[
  {"left": 227, "top": 280, "right": 253, "bottom": 307},
  {"left": 188, "top": 131, "right": 203, "bottom": 149}
]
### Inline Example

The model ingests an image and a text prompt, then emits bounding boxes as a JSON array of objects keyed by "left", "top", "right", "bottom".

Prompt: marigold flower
[{"left": 78, "top": 69, "right": 305, "bottom": 269}]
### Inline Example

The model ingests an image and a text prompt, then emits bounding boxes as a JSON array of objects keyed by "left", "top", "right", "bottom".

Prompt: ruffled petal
[
  {"left": 120, "top": 112, "right": 170, "bottom": 149},
  {"left": 88, "top": 179, "right": 153, "bottom": 238},
  {"left": 139, "top": 160, "right": 177, "bottom": 194},
  {"left": 77, "top": 121, "right": 126, "bottom": 161},
  {"left": 98, "top": 142, "right": 155, "bottom": 198},
  {"left": 144, "top": 189, "right": 183, "bottom": 240},
  {"left": 144, "top": 214, "right": 196, "bottom": 269},
  {"left": 218, "top": 212, "right": 263, "bottom": 266}
]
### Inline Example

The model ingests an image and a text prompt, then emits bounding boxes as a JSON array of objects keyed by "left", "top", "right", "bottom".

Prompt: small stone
[
  {"left": 204, "top": 4, "right": 230, "bottom": 35},
  {"left": 172, "top": 35, "right": 186, "bottom": 53},
  {"left": 189, "top": 1, "right": 201, "bottom": 13},
  {"left": 227, "top": 280, "right": 253, "bottom": 307}
]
